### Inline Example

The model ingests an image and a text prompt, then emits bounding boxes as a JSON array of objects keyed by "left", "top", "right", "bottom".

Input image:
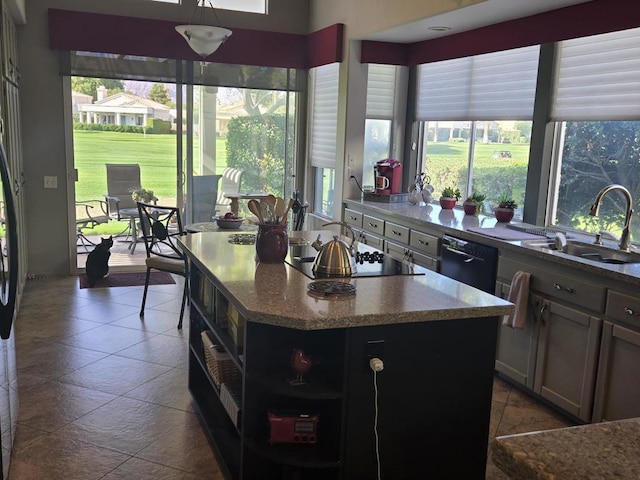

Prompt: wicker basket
[{"left": 201, "top": 330, "right": 241, "bottom": 387}]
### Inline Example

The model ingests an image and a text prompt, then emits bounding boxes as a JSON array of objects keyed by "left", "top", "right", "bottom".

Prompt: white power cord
[
  {"left": 370, "top": 357, "right": 384, "bottom": 480},
  {"left": 369, "top": 357, "right": 384, "bottom": 372}
]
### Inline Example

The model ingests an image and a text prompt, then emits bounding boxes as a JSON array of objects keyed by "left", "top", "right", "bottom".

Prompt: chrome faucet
[{"left": 589, "top": 184, "right": 634, "bottom": 252}]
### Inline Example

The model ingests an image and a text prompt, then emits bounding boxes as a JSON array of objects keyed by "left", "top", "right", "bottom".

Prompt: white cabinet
[
  {"left": 591, "top": 290, "right": 640, "bottom": 422},
  {"left": 494, "top": 281, "right": 540, "bottom": 389},
  {"left": 344, "top": 208, "right": 385, "bottom": 250},
  {"left": 592, "top": 321, "right": 640, "bottom": 422},
  {"left": 343, "top": 204, "right": 441, "bottom": 272},
  {"left": 496, "top": 255, "right": 604, "bottom": 421},
  {"left": 533, "top": 300, "right": 601, "bottom": 422}
]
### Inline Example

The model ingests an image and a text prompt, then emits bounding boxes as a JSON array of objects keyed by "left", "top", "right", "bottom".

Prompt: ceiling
[{"left": 362, "top": 0, "right": 594, "bottom": 43}]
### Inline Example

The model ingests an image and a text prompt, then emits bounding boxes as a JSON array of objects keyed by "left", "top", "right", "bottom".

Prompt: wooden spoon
[
  {"left": 274, "top": 197, "right": 286, "bottom": 223},
  {"left": 280, "top": 198, "right": 295, "bottom": 225},
  {"left": 264, "top": 195, "right": 277, "bottom": 223},
  {"left": 248, "top": 199, "right": 263, "bottom": 224}
]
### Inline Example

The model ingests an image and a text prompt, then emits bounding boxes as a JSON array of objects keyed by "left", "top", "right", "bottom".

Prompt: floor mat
[{"left": 79, "top": 271, "right": 176, "bottom": 289}]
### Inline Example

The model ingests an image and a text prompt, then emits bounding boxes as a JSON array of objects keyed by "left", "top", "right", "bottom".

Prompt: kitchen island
[{"left": 179, "top": 231, "right": 513, "bottom": 480}]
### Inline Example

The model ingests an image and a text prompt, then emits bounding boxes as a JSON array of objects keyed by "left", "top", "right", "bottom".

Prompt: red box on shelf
[{"left": 268, "top": 411, "right": 319, "bottom": 445}]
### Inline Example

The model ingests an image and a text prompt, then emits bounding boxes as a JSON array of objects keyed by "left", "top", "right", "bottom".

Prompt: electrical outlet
[{"left": 364, "top": 339, "right": 384, "bottom": 372}]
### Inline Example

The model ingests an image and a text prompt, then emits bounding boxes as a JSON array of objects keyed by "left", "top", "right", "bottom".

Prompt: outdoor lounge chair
[
  {"left": 76, "top": 199, "right": 110, "bottom": 253},
  {"left": 215, "top": 167, "right": 244, "bottom": 214}
]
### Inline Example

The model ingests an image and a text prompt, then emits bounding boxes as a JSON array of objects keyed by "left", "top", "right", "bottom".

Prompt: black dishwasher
[{"left": 440, "top": 234, "right": 498, "bottom": 293}]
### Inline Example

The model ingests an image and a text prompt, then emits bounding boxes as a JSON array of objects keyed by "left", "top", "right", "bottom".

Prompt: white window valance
[
  {"left": 416, "top": 45, "right": 540, "bottom": 121},
  {"left": 551, "top": 26, "right": 640, "bottom": 121},
  {"left": 367, "top": 64, "right": 397, "bottom": 119},
  {"left": 309, "top": 63, "right": 339, "bottom": 169}
]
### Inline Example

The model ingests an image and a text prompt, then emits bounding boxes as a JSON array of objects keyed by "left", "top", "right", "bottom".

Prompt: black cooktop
[{"left": 286, "top": 243, "right": 426, "bottom": 279}]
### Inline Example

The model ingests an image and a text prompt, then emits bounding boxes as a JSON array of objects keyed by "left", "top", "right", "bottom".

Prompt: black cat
[{"left": 85, "top": 236, "right": 113, "bottom": 287}]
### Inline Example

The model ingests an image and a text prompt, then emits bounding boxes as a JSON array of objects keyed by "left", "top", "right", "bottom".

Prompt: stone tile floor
[{"left": 9, "top": 275, "right": 573, "bottom": 479}]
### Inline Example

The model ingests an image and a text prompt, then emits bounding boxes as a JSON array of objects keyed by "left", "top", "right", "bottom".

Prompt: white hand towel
[{"left": 502, "top": 271, "right": 531, "bottom": 329}]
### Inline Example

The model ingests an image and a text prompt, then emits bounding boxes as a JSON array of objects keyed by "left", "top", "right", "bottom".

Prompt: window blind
[
  {"left": 62, "top": 51, "right": 301, "bottom": 91},
  {"left": 416, "top": 45, "right": 540, "bottom": 121},
  {"left": 551, "top": 27, "right": 640, "bottom": 121},
  {"left": 366, "top": 64, "right": 397, "bottom": 119},
  {"left": 309, "top": 63, "right": 339, "bottom": 169}
]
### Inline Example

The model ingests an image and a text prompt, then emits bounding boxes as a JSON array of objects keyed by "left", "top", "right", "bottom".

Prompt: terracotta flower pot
[
  {"left": 494, "top": 207, "right": 515, "bottom": 223},
  {"left": 463, "top": 202, "right": 479, "bottom": 215},
  {"left": 439, "top": 197, "right": 457, "bottom": 210}
]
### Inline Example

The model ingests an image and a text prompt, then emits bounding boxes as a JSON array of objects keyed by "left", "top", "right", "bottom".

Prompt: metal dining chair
[{"left": 136, "top": 202, "right": 188, "bottom": 329}]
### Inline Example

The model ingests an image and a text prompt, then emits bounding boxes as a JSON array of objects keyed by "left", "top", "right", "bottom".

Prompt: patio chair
[
  {"left": 137, "top": 201, "right": 188, "bottom": 329},
  {"left": 104, "top": 163, "right": 142, "bottom": 238},
  {"left": 76, "top": 199, "right": 110, "bottom": 253},
  {"left": 215, "top": 167, "right": 244, "bottom": 214}
]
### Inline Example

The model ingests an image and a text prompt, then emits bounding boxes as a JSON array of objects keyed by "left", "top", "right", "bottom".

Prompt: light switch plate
[{"left": 44, "top": 176, "right": 57, "bottom": 188}]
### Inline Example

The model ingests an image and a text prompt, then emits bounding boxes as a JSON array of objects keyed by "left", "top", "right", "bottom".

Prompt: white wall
[
  {"left": 309, "top": 0, "right": 485, "bottom": 38},
  {"left": 18, "top": 0, "right": 310, "bottom": 276}
]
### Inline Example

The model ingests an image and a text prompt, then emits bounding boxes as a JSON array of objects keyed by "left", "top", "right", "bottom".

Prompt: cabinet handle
[
  {"left": 553, "top": 283, "right": 575, "bottom": 294},
  {"left": 624, "top": 307, "right": 639, "bottom": 316},
  {"left": 539, "top": 303, "right": 547, "bottom": 325},
  {"left": 418, "top": 239, "right": 429, "bottom": 246},
  {"left": 368, "top": 222, "right": 378, "bottom": 228},
  {"left": 392, "top": 230, "right": 402, "bottom": 236},
  {"left": 349, "top": 215, "right": 357, "bottom": 221}
]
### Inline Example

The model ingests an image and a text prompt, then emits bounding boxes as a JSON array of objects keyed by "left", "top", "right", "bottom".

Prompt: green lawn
[
  {"left": 74, "top": 130, "right": 227, "bottom": 235},
  {"left": 424, "top": 141, "right": 530, "bottom": 206}
]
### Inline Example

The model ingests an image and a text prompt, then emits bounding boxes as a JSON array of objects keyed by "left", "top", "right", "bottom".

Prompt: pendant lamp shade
[{"left": 175, "top": 25, "right": 232, "bottom": 58}]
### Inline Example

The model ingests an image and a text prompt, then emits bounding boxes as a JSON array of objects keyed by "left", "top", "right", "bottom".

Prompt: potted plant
[
  {"left": 463, "top": 192, "right": 486, "bottom": 215},
  {"left": 439, "top": 185, "right": 461, "bottom": 209},
  {"left": 130, "top": 187, "right": 158, "bottom": 204},
  {"left": 495, "top": 193, "right": 518, "bottom": 222}
]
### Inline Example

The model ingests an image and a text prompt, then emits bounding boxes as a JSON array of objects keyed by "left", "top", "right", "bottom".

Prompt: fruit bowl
[{"left": 216, "top": 216, "right": 244, "bottom": 229}]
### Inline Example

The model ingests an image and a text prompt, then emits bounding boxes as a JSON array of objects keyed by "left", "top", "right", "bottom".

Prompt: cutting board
[{"left": 466, "top": 227, "right": 547, "bottom": 241}]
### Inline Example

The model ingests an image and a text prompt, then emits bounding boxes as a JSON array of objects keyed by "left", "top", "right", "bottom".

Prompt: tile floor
[{"left": 9, "top": 275, "right": 574, "bottom": 479}]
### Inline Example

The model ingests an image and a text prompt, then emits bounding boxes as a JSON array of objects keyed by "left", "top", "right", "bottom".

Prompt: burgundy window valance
[{"left": 49, "top": 8, "right": 343, "bottom": 70}]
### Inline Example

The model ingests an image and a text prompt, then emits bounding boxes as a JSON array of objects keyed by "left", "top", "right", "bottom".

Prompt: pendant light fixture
[{"left": 175, "top": 0, "right": 232, "bottom": 58}]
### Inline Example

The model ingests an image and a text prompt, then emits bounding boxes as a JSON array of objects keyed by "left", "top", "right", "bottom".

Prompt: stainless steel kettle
[{"left": 311, "top": 222, "right": 356, "bottom": 277}]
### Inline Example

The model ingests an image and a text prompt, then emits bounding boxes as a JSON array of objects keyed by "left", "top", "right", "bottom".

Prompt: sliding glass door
[{"left": 68, "top": 54, "right": 303, "bottom": 272}]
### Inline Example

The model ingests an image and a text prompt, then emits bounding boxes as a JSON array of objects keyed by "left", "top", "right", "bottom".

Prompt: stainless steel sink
[{"left": 523, "top": 239, "right": 640, "bottom": 265}]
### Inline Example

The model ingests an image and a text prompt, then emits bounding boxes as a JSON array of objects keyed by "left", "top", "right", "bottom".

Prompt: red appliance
[
  {"left": 374, "top": 159, "right": 403, "bottom": 195},
  {"left": 268, "top": 411, "right": 319, "bottom": 445}
]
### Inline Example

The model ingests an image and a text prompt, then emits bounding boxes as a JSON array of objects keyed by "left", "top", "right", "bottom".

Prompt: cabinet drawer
[
  {"left": 384, "top": 221, "right": 410, "bottom": 244},
  {"left": 363, "top": 214, "right": 385, "bottom": 236},
  {"left": 411, "top": 251, "right": 438, "bottom": 271},
  {"left": 344, "top": 208, "right": 363, "bottom": 228},
  {"left": 385, "top": 240, "right": 409, "bottom": 261},
  {"left": 606, "top": 290, "right": 640, "bottom": 328},
  {"left": 409, "top": 230, "right": 440, "bottom": 257},
  {"left": 354, "top": 228, "right": 385, "bottom": 250},
  {"left": 498, "top": 257, "right": 605, "bottom": 313}
]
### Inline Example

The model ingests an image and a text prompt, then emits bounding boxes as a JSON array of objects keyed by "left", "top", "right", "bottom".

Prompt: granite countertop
[
  {"left": 344, "top": 199, "right": 640, "bottom": 287},
  {"left": 491, "top": 418, "right": 640, "bottom": 479},
  {"left": 178, "top": 230, "right": 513, "bottom": 330}
]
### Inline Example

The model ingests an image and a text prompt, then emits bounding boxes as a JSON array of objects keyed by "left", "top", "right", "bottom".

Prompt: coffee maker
[{"left": 374, "top": 159, "right": 403, "bottom": 195}]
